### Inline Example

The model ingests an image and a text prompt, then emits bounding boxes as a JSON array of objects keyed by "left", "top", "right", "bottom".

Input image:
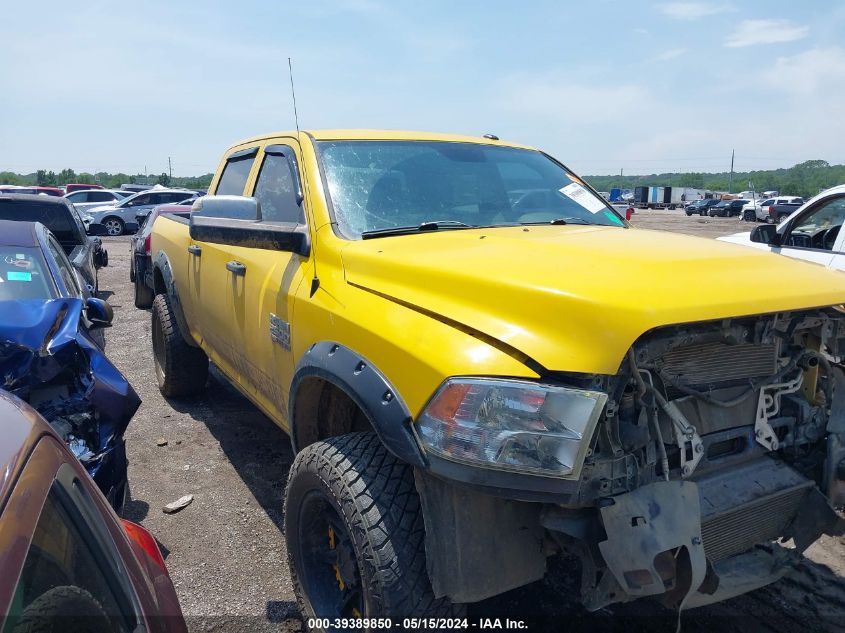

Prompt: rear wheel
[
  {"left": 102, "top": 216, "right": 124, "bottom": 236},
  {"left": 777, "top": 213, "right": 789, "bottom": 224},
  {"left": 285, "top": 433, "right": 459, "bottom": 627},
  {"left": 151, "top": 293, "right": 208, "bottom": 396}
]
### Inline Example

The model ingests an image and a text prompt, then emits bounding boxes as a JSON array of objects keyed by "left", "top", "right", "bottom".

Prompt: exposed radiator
[
  {"left": 700, "top": 484, "right": 809, "bottom": 562},
  {"left": 658, "top": 341, "right": 778, "bottom": 386}
]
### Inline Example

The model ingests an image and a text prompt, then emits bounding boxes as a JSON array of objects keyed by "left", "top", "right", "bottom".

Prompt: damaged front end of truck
[
  {"left": 414, "top": 308, "right": 845, "bottom": 612},
  {"left": 0, "top": 299, "right": 140, "bottom": 512},
  {"left": 545, "top": 308, "right": 845, "bottom": 610}
]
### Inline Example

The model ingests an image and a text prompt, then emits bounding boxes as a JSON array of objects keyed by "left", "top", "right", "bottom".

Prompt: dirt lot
[{"left": 99, "top": 211, "right": 845, "bottom": 632}]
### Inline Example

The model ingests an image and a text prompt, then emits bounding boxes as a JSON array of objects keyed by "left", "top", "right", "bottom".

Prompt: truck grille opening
[{"left": 700, "top": 485, "right": 809, "bottom": 562}]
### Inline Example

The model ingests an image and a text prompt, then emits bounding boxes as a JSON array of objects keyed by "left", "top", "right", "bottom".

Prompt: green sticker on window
[
  {"left": 603, "top": 211, "right": 624, "bottom": 226},
  {"left": 7, "top": 271, "right": 32, "bottom": 281}
]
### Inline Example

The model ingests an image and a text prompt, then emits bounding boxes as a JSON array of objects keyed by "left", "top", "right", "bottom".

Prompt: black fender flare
[
  {"left": 152, "top": 251, "right": 200, "bottom": 348},
  {"left": 289, "top": 341, "right": 426, "bottom": 468}
]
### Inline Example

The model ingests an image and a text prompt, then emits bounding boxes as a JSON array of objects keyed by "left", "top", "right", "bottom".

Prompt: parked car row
[
  {"left": 80, "top": 188, "right": 199, "bottom": 236},
  {"left": 684, "top": 195, "right": 805, "bottom": 224},
  {"left": 746, "top": 196, "right": 805, "bottom": 223},
  {"left": 0, "top": 191, "right": 187, "bottom": 628}
]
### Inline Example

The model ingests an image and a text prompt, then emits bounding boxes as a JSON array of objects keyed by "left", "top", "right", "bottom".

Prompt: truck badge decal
[{"left": 269, "top": 314, "right": 291, "bottom": 350}]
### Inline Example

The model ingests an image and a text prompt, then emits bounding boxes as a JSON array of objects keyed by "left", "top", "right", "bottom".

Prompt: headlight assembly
[{"left": 414, "top": 378, "right": 607, "bottom": 479}]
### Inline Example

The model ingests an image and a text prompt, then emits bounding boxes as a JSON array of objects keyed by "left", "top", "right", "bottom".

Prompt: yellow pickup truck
[{"left": 149, "top": 130, "right": 845, "bottom": 623}]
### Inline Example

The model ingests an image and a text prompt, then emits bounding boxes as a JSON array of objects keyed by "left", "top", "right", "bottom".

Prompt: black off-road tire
[
  {"left": 134, "top": 278, "right": 154, "bottom": 309},
  {"left": 285, "top": 433, "right": 461, "bottom": 627},
  {"left": 13, "top": 585, "right": 110, "bottom": 633},
  {"left": 151, "top": 293, "right": 208, "bottom": 397}
]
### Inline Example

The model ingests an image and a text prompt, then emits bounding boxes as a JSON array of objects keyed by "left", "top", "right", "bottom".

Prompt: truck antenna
[{"left": 288, "top": 57, "right": 320, "bottom": 296}]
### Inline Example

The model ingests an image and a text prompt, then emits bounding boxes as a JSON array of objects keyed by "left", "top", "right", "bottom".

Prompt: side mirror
[
  {"left": 94, "top": 246, "right": 109, "bottom": 268},
  {"left": 88, "top": 223, "right": 109, "bottom": 236},
  {"left": 193, "top": 195, "right": 260, "bottom": 220},
  {"left": 85, "top": 297, "right": 113, "bottom": 329},
  {"left": 189, "top": 196, "right": 310, "bottom": 256},
  {"left": 750, "top": 224, "right": 780, "bottom": 246}
]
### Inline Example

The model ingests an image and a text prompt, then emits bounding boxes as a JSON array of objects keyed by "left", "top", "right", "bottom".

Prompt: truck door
[
  {"left": 188, "top": 146, "right": 259, "bottom": 382},
  {"left": 224, "top": 141, "right": 310, "bottom": 428}
]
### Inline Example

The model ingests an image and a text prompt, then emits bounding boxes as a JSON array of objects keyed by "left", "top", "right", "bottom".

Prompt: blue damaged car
[{"left": 0, "top": 220, "right": 140, "bottom": 513}]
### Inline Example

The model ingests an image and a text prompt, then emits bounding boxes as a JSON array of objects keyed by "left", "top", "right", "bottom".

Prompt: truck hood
[{"left": 341, "top": 225, "right": 845, "bottom": 374}]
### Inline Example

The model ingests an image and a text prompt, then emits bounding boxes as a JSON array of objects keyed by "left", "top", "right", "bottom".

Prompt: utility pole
[
  {"left": 168, "top": 157, "right": 172, "bottom": 180},
  {"left": 620, "top": 167, "right": 623, "bottom": 178},
  {"left": 728, "top": 149, "right": 735, "bottom": 193}
]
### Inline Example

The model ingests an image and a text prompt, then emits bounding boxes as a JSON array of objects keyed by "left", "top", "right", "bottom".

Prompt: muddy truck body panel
[{"left": 149, "top": 130, "right": 845, "bottom": 616}]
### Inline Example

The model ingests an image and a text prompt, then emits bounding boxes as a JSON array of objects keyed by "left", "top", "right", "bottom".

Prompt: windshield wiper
[
  {"left": 361, "top": 220, "right": 477, "bottom": 239},
  {"left": 520, "top": 217, "right": 592, "bottom": 226}
]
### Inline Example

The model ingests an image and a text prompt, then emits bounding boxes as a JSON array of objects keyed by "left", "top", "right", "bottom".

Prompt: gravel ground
[{"left": 98, "top": 211, "right": 845, "bottom": 632}]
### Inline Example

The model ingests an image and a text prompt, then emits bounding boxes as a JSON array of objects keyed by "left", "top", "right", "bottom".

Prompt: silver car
[
  {"left": 88, "top": 189, "right": 196, "bottom": 235},
  {"left": 63, "top": 189, "right": 128, "bottom": 214}
]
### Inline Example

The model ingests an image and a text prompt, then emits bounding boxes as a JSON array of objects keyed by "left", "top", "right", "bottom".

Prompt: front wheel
[
  {"left": 102, "top": 216, "right": 124, "bottom": 236},
  {"left": 285, "top": 433, "right": 459, "bottom": 627}
]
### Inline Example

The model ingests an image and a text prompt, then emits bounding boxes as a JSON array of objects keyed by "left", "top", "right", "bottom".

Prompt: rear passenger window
[
  {"left": 215, "top": 151, "right": 256, "bottom": 197},
  {"left": 46, "top": 237, "right": 82, "bottom": 296},
  {"left": 89, "top": 191, "right": 113, "bottom": 202},
  {"left": 5, "top": 486, "right": 135, "bottom": 633},
  {"left": 253, "top": 150, "right": 304, "bottom": 224}
]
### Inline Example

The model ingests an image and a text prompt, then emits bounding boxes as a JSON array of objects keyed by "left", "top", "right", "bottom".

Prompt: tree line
[
  {"left": 585, "top": 160, "right": 845, "bottom": 199},
  {"left": 0, "top": 168, "right": 213, "bottom": 190},
  {"left": 2, "top": 160, "right": 843, "bottom": 200}
]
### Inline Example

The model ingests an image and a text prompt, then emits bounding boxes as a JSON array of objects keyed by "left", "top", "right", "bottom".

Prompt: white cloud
[
  {"left": 724, "top": 19, "right": 809, "bottom": 47},
  {"left": 496, "top": 77, "right": 655, "bottom": 126},
  {"left": 657, "top": 2, "right": 735, "bottom": 20},
  {"left": 760, "top": 47, "right": 845, "bottom": 93},
  {"left": 651, "top": 47, "right": 688, "bottom": 61}
]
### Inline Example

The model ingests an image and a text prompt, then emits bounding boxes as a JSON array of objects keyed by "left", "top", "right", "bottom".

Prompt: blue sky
[{"left": 2, "top": 1, "right": 843, "bottom": 177}]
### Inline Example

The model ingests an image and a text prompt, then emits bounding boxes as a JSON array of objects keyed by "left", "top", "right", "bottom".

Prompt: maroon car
[
  {"left": 0, "top": 186, "right": 64, "bottom": 197},
  {"left": 65, "top": 183, "right": 105, "bottom": 194},
  {"left": 0, "top": 390, "right": 186, "bottom": 633}
]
